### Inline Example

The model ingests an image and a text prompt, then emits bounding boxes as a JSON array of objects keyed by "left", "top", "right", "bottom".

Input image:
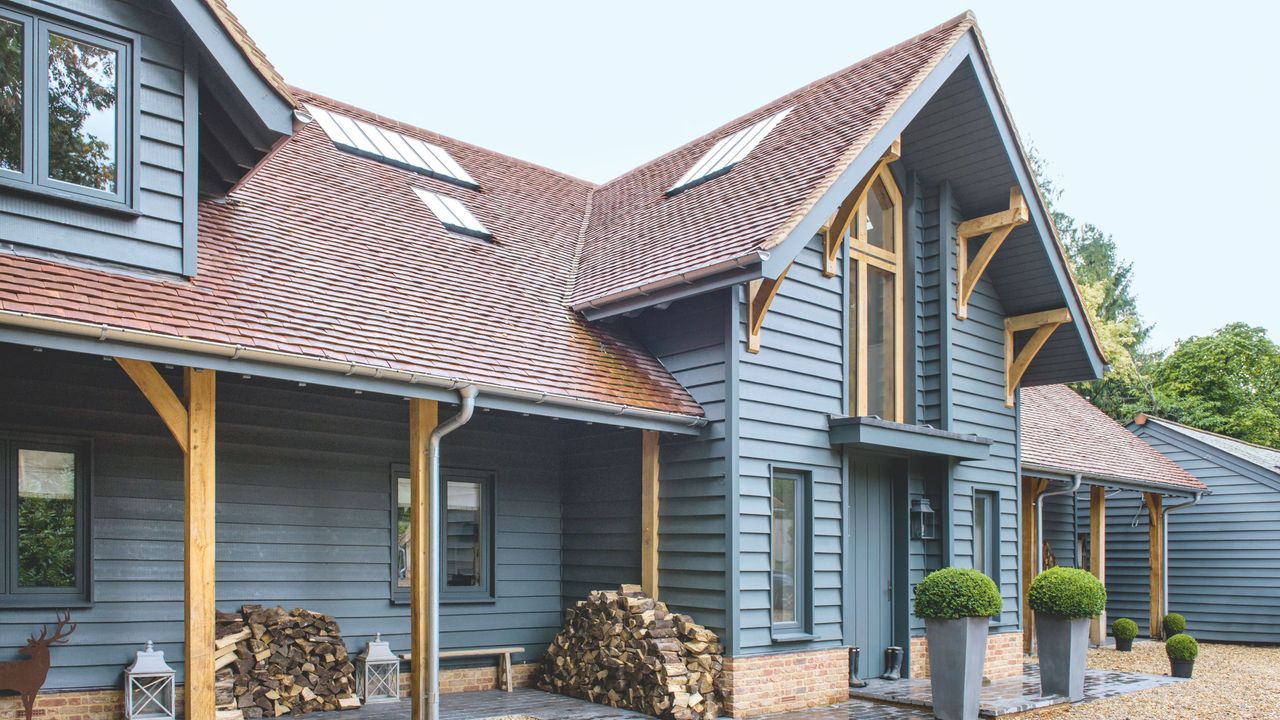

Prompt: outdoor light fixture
[
  {"left": 911, "top": 497, "right": 937, "bottom": 540},
  {"left": 356, "top": 633, "right": 400, "bottom": 704},
  {"left": 125, "top": 641, "right": 176, "bottom": 720}
]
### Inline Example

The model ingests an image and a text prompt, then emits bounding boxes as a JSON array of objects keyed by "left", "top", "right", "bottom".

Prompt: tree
[{"left": 1150, "top": 323, "right": 1280, "bottom": 448}]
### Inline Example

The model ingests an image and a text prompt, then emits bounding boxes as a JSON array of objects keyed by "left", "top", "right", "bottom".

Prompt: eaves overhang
[
  {"left": 1021, "top": 463, "right": 1206, "bottom": 498},
  {"left": 828, "top": 415, "right": 992, "bottom": 461}
]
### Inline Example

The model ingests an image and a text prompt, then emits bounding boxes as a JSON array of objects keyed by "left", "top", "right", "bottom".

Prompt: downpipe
[
  {"left": 1160, "top": 492, "right": 1204, "bottom": 619},
  {"left": 1036, "top": 474, "right": 1082, "bottom": 575},
  {"left": 426, "top": 386, "right": 478, "bottom": 720}
]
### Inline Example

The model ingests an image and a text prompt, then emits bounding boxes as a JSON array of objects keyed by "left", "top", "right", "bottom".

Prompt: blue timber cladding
[
  {"left": 1115, "top": 423, "right": 1280, "bottom": 642},
  {"left": 734, "top": 236, "right": 845, "bottom": 653},
  {"left": 0, "top": 345, "right": 593, "bottom": 689},
  {"left": 560, "top": 425, "right": 641, "bottom": 605},
  {"left": 1073, "top": 490, "right": 1153, "bottom": 635},
  {"left": 624, "top": 291, "right": 731, "bottom": 638},
  {"left": 0, "top": 0, "right": 196, "bottom": 275},
  {"left": 1041, "top": 492, "right": 1079, "bottom": 569}
]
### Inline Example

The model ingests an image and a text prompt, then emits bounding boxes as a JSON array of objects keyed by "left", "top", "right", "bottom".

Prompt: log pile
[
  {"left": 213, "top": 605, "right": 361, "bottom": 718},
  {"left": 538, "top": 585, "right": 722, "bottom": 720}
]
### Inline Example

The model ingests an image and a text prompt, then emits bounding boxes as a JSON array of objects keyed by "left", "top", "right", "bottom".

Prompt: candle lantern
[
  {"left": 356, "top": 633, "right": 400, "bottom": 703},
  {"left": 910, "top": 497, "right": 937, "bottom": 540},
  {"left": 125, "top": 641, "right": 176, "bottom": 720}
]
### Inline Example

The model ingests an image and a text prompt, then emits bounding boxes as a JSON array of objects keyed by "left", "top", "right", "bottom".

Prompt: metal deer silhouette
[{"left": 0, "top": 611, "right": 76, "bottom": 720}]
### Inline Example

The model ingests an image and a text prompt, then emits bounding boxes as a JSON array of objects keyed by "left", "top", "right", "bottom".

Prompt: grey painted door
[{"left": 850, "top": 453, "right": 897, "bottom": 677}]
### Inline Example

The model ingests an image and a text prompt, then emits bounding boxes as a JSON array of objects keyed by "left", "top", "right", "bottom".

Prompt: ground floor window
[
  {"left": 973, "top": 490, "right": 999, "bottom": 581},
  {"left": 1, "top": 435, "right": 90, "bottom": 606},
  {"left": 393, "top": 467, "right": 494, "bottom": 601},
  {"left": 770, "top": 468, "right": 810, "bottom": 634}
]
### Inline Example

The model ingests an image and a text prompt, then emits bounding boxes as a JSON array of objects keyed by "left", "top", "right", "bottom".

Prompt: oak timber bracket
[
  {"left": 1004, "top": 308, "right": 1072, "bottom": 407},
  {"left": 746, "top": 262, "right": 793, "bottom": 353},
  {"left": 822, "top": 137, "right": 902, "bottom": 277},
  {"left": 955, "top": 186, "right": 1029, "bottom": 320}
]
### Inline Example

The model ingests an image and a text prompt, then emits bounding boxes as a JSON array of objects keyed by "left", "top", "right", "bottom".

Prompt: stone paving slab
[{"left": 336, "top": 688, "right": 654, "bottom": 719}]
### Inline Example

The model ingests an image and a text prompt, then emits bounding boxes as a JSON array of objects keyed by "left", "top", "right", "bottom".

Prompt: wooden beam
[
  {"left": 641, "top": 430, "right": 660, "bottom": 600},
  {"left": 746, "top": 262, "right": 793, "bottom": 353},
  {"left": 1089, "top": 485, "right": 1107, "bottom": 646},
  {"left": 822, "top": 137, "right": 901, "bottom": 277},
  {"left": 1021, "top": 476, "right": 1048, "bottom": 654},
  {"left": 956, "top": 187, "right": 1029, "bottom": 320},
  {"left": 184, "top": 368, "right": 216, "bottom": 720},
  {"left": 1004, "top": 309, "right": 1073, "bottom": 407},
  {"left": 1145, "top": 492, "right": 1165, "bottom": 639},
  {"left": 409, "top": 399, "right": 439, "bottom": 720},
  {"left": 117, "top": 358, "right": 189, "bottom": 453}
]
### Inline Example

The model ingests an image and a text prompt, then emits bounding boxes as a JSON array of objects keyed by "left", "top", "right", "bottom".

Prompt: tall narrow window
[
  {"left": 771, "top": 468, "right": 809, "bottom": 633},
  {"left": 973, "top": 491, "right": 999, "bottom": 581},
  {"left": 393, "top": 468, "right": 493, "bottom": 601},
  {"left": 1, "top": 15, "right": 26, "bottom": 176},
  {"left": 45, "top": 30, "right": 119, "bottom": 193},
  {"left": 2, "top": 436, "right": 90, "bottom": 606},
  {"left": 847, "top": 167, "right": 904, "bottom": 421}
]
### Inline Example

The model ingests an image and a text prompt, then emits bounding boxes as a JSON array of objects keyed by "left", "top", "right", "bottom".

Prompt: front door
[{"left": 849, "top": 453, "right": 897, "bottom": 677}]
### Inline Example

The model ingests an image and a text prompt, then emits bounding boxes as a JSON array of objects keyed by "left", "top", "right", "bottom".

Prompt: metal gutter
[
  {"left": 0, "top": 310, "right": 707, "bottom": 432},
  {"left": 1021, "top": 463, "right": 1204, "bottom": 499},
  {"left": 572, "top": 250, "right": 768, "bottom": 316},
  {"left": 1160, "top": 492, "right": 1203, "bottom": 620},
  {"left": 1036, "top": 474, "right": 1081, "bottom": 575}
]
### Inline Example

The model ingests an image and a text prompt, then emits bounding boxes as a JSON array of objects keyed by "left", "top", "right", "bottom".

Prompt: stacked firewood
[
  {"left": 213, "top": 605, "right": 361, "bottom": 718},
  {"left": 538, "top": 585, "right": 722, "bottom": 720}
]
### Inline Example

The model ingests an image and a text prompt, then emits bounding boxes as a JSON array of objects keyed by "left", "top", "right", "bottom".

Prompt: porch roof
[
  {"left": 828, "top": 415, "right": 993, "bottom": 461},
  {"left": 1020, "top": 385, "right": 1206, "bottom": 495}
]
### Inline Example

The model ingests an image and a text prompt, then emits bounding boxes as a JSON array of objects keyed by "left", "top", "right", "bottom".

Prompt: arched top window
[{"left": 846, "top": 166, "right": 904, "bottom": 422}]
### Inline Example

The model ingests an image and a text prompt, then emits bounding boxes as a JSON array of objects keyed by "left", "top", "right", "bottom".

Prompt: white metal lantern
[
  {"left": 125, "top": 641, "right": 176, "bottom": 720},
  {"left": 356, "top": 633, "right": 400, "bottom": 703}
]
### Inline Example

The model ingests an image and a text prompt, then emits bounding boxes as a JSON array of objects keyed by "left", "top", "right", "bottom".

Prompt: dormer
[{"left": 0, "top": 0, "right": 294, "bottom": 276}]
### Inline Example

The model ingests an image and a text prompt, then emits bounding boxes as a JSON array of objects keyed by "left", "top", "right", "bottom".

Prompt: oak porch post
[
  {"left": 641, "top": 430, "right": 660, "bottom": 599},
  {"left": 1021, "top": 477, "right": 1047, "bottom": 653},
  {"left": 184, "top": 368, "right": 216, "bottom": 720},
  {"left": 1145, "top": 493, "right": 1165, "bottom": 639},
  {"left": 409, "top": 399, "right": 439, "bottom": 720},
  {"left": 1089, "top": 485, "right": 1107, "bottom": 645}
]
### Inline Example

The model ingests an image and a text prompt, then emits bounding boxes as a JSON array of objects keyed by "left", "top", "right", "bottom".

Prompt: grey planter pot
[
  {"left": 1036, "top": 613, "right": 1091, "bottom": 701},
  {"left": 1171, "top": 660, "right": 1194, "bottom": 678},
  {"left": 925, "top": 617, "right": 989, "bottom": 720}
]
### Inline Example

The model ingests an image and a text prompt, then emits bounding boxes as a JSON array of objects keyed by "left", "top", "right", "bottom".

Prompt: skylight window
[
  {"left": 305, "top": 103, "right": 479, "bottom": 190},
  {"left": 667, "top": 108, "right": 792, "bottom": 196},
  {"left": 412, "top": 187, "right": 491, "bottom": 240}
]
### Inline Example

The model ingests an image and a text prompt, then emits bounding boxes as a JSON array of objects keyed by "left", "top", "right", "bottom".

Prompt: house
[
  {"left": 1124, "top": 415, "right": 1280, "bottom": 643},
  {"left": 0, "top": 3, "right": 1107, "bottom": 719},
  {"left": 1018, "top": 385, "right": 1207, "bottom": 649}
]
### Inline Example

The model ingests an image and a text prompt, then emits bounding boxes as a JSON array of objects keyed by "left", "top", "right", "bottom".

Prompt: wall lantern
[
  {"left": 356, "top": 633, "right": 400, "bottom": 704},
  {"left": 125, "top": 641, "right": 176, "bottom": 720},
  {"left": 911, "top": 497, "right": 937, "bottom": 540}
]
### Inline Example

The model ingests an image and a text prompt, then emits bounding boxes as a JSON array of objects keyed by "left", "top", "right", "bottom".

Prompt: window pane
[
  {"left": 771, "top": 474, "right": 797, "bottom": 625},
  {"left": 17, "top": 449, "right": 77, "bottom": 588},
  {"left": 46, "top": 32, "right": 117, "bottom": 192},
  {"left": 866, "top": 266, "right": 896, "bottom": 420},
  {"left": 396, "top": 477, "right": 410, "bottom": 588},
  {"left": 1, "top": 18, "right": 22, "bottom": 172},
  {"left": 849, "top": 266, "right": 859, "bottom": 415},
  {"left": 865, "top": 178, "right": 895, "bottom": 252},
  {"left": 446, "top": 480, "right": 482, "bottom": 588},
  {"left": 973, "top": 494, "right": 988, "bottom": 575}
]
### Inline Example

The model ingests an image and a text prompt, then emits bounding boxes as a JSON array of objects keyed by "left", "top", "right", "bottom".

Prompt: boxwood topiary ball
[
  {"left": 1163, "top": 612, "right": 1187, "bottom": 637},
  {"left": 1166, "top": 633, "right": 1198, "bottom": 662},
  {"left": 1112, "top": 617, "right": 1139, "bottom": 641},
  {"left": 1028, "top": 567, "right": 1107, "bottom": 619},
  {"left": 913, "top": 567, "right": 1003, "bottom": 620}
]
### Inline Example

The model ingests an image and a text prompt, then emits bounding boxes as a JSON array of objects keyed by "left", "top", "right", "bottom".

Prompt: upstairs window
[
  {"left": 306, "top": 103, "right": 479, "bottom": 190},
  {"left": 846, "top": 166, "right": 904, "bottom": 421},
  {"left": 667, "top": 108, "right": 791, "bottom": 195},
  {"left": 413, "top": 187, "right": 492, "bottom": 241},
  {"left": 0, "top": 5, "right": 133, "bottom": 208}
]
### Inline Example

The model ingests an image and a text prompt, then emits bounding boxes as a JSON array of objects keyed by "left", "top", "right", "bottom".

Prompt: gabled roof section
[
  {"left": 572, "top": 13, "right": 974, "bottom": 309},
  {"left": 198, "top": 0, "right": 296, "bottom": 108},
  {"left": 1021, "top": 385, "right": 1206, "bottom": 494},
  {"left": 1135, "top": 415, "right": 1280, "bottom": 479}
]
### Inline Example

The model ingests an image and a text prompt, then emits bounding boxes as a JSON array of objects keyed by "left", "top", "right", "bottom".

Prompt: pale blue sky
[{"left": 228, "top": 1, "right": 1277, "bottom": 352}]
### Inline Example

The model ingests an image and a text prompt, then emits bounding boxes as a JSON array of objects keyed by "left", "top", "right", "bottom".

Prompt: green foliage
[
  {"left": 1149, "top": 324, "right": 1280, "bottom": 448},
  {"left": 913, "top": 567, "right": 1003, "bottom": 620},
  {"left": 1166, "top": 633, "right": 1198, "bottom": 663},
  {"left": 16, "top": 497, "right": 76, "bottom": 588},
  {"left": 1163, "top": 613, "right": 1187, "bottom": 637},
  {"left": 1028, "top": 567, "right": 1107, "bottom": 619},
  {"left": 1112, "top": 618, "right": 1139, "bottom": 641},
  {"left": 0, "top": 18, "right": 21, "bottom": 171},
  {"left": 46, "top": 34, "right": 118, "bottom": 191}
]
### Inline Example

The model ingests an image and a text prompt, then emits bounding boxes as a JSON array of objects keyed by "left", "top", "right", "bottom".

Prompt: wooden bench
[{"left": 399, "top": 646, "right": 526, "bottom": 692}]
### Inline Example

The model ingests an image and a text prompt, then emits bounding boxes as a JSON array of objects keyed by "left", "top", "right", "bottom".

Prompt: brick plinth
[
  {"left": 398, "top": 661, "right": 540, "bottom": 697},
  {"left": 719, "top": 647, "right": 848, "bottom": 718},
  {"left": 0, "top": 688, "right": 132, "bottom": 720},
  {"left": 910, "top": 630, "right": 1022, "bottom": 680}
]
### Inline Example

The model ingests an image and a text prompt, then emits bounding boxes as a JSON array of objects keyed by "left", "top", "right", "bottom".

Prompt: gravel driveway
[{"left": 1034, "top": 641, "right": 1280, "bottom": 719}]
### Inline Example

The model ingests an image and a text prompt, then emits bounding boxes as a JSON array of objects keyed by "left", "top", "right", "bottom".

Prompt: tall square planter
[
  {"left": 1035, "top": 614, "right": 1090, "bottom": 701},
  {"left": 925, "top": 617, "right": 989, "bottom": 720}
]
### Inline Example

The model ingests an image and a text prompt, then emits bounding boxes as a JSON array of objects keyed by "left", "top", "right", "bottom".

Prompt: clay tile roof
[
  {"left": 570, "top": 12, "right": 974, "bottom": 308},
  {"left": 0, "top": 89, "right": 699, "bottom": 417},
  {"left": 1020, "top": 385, "right": 1206, "bottom": 493},
  {"left": 201, "top": 0, "right": 297, "bottom": 108}
]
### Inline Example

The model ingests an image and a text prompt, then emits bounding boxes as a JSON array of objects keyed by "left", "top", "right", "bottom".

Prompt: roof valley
[{"left": 563, "top": 185, "right": 597, "bottom": 306}]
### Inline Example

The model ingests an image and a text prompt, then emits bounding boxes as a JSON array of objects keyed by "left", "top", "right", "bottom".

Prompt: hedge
[
  {"left": 914, "top": 567, "right": 1003, "bottom": 620},
  {"left": 1166, "top": 633, "right": 1198, "bottom": 663},
  {"left": 1028, "top": 567, "right": 1107, "bottom": 619},
  {"left": 1112, "top": 618, "right": 1138, "bottom": 642}
]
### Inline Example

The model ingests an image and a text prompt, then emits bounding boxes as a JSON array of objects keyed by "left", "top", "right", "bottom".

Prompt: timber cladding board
[
  {"left": 0, "top": 344, "right": 585, "bottom": 689},
  {"left": 0, "top": 0, "right": 194, "bottom": 274}
]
